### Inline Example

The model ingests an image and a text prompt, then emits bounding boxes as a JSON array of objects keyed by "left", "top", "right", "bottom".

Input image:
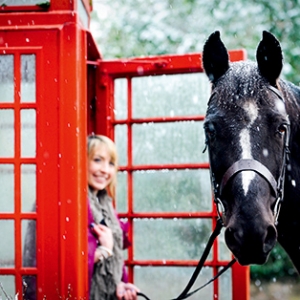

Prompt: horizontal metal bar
[
  {"left": 118, "top": 211, "right": 217, "bottom": 219},
  {"left": 118, "top": 163, "right": 210, "bottom": 171},
  {"left": 125, "top": 260, "right": 232, "bottom": 267},
  {"left": 113, "top": 115, "right": 205, "bottom": 125}
]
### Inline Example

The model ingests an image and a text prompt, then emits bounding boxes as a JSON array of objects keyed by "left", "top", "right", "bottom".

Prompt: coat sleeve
[
  {"left": 88, "top": 201, "right": 116, "bottom": 299},
  {"left": 88, "top": 201, "right": 98, "bottom": 291}
]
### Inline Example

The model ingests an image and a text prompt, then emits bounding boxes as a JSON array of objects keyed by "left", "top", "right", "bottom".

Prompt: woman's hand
[
  {"left": 116, "top": 282, "right": 140, "bottom": 300},
  {"left": 92, "top": 224, "right": 114, "bottom": 250}
]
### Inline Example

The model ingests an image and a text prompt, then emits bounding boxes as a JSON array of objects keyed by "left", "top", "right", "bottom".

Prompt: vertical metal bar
[
  {"left": 14, "top": 52, "right": 22, "bottom": 294},
  {"left": 212, "top": 216, "right": 219, "bottom": 299},
  {"left": 127, "top": 77, "right": 134, "bottom": 283}
]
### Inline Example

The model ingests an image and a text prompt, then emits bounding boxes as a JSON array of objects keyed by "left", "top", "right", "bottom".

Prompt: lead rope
[{"left": 137, "top": 218, "right": 236, "bottom": 300}]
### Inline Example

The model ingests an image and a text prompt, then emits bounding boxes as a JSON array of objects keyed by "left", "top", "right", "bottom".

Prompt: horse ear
[
  {"left": 202, "top": 31, "right": 230, "bottom": 83},
  {"left": 256, "top": 31, "right": 283, "bottom": 86}
]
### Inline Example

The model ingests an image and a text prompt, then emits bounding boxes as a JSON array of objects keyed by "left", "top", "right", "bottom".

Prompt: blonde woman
[{"left": 87, "top": 135, "right": 140, "bottom": 300}]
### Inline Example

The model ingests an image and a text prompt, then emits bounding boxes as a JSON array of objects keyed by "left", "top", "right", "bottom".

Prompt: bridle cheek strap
[{"left": 219, "top": 159, "right": 278, "bottom": 196}]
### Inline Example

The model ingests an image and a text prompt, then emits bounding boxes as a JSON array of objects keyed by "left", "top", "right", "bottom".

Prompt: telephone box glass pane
[
  {"left": 0, "top": 275, "right": 15, "bottom": 297},
  {"left": 134, "top": 266, "right": 212, "bottom": 300},
  {"left": 133, "top": 169, "right": 211, "bottom": 212},
  {"left": 133, "top": 121, "right": 207, "bottom": 165},
  {"left": 22, "top": 275, "right": 37, "bottom": 300},
  {"left": 21, "top": 109, "right": 36, "bottom": 157},
  {"left": 22, "top": 220, "right": 36, "bottom": 267},
  {"left": 4, "top": 0, "right": 50, "bottom": 5},
  {"left": 78, "top": 0, "right": 89, "bottom": 28},
  {"left": 0, "top": 220, "right": 14, "bottom": 267},
  {"left": 219, "top": 268, "right": 232, "bottom": 300},
  {"left": 115, "top": 124, "right": 127, "bottom": 166},
  {"left": 134, "top": 218, "right": 212, "bottom": 260},
  {"left": 21, "top": 54, "right": 36, "bottom": 103},
  {"left": 0, "top": 55, "right": 14, "bottom": 103},
  {"left": 132, "top": 73, "right": 210, "bottom": 118},
  {"left": 0, "top": 164, "right": 14, "bottom": 212},
  {"left": 116, "top": 171, "right": 127, "bottom": 213},
  {"left": 21, "top": 164, "right": 36, "bottom": 212},
  {"left": 114, "top": 79, "right": 127, "bottom": 120},
  {"left": 0, "top": 109, "right": 14, "bottom": 157}
]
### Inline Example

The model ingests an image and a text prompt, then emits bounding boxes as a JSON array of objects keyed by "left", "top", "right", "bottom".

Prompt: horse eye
[
  {"left": 204, "top": 123, "right": 216, "bottom": 139},
  {"left": 277, "top": 124, "right": 287, "bottom": 135}
]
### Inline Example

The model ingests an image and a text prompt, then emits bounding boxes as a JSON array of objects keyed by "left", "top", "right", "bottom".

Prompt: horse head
[{"left": 202, "top": 31, "right": 290, "bottom": 265}]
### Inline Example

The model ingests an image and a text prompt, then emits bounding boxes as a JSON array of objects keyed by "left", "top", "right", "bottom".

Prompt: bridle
[
  {"left": 207, "top": 85, "right": 290, "bottom": 226},
  {"left": 137, "top": 86, "right": 290, "bottom": 300}
]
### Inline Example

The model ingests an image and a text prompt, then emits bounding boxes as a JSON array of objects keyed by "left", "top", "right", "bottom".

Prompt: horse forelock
[
  {"left": 212, "top": 61, "right": 268, "bottom": 104},
  {"left": 207, "top": 61, "right": 292, "bottom": 196}
]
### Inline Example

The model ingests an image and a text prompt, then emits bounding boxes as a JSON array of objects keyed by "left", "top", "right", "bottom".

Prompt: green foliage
[
  {"left": 91, "top": 0, "right": 300, "bottom": 84},
  {"left": 251, "top": 243, "right": 298, "bottom": 280}
]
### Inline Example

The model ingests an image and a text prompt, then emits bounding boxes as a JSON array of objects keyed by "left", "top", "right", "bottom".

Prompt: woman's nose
[{"left": 100, "top": 161, "right": 110, "bottom": 173}]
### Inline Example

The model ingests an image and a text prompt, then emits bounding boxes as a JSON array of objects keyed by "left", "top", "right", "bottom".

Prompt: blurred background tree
[
  {"left": 91, "top": 0, "right": 300, "bottom": 281},
  {"left": 91, "top": 0, "right": 300, "bottom": 83}
]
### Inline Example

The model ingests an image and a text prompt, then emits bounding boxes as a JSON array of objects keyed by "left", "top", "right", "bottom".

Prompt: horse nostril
[{"left": 263, "top": 225, "right": 277, "bottom": 253}]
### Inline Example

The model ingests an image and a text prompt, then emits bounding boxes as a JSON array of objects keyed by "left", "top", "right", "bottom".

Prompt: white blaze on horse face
[{"left": 239, "top": 101, "right": 259, "bottom": 195}]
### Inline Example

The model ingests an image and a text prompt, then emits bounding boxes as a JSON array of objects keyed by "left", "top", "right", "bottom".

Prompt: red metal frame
[
  {"left": 94, "top": 51, "right": 250, "bottom": 300},
  {"left": 0, "top": 5, "right": 90, "bottom": 299}
]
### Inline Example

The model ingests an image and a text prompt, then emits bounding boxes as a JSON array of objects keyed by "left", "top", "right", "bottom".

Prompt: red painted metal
[
  {"left": 99, "top": 50, "right": 247, "bottom": 78},
  {"left": 0, "top": 3, "right": 92, "bottom": 298}
]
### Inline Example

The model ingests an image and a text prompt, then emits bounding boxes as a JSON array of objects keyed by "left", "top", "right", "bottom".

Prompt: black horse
[{"left": 202, "top": 31, "right": 300, "bottom": 272}]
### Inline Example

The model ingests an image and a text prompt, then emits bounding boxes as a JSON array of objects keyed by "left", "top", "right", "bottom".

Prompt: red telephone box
[{"left": 0, "top": 1, "right": 249, "bottom": 299}]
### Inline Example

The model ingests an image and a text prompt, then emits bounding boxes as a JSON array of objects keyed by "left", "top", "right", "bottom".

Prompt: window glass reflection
[
  {"left": 134, "top": 266, "right": 212, "bottom": 300},
  {"left": 0, "top": 275, "right": 15, "bottom": 297},
  {"left": 133, "top": 121, "right": 207, "bottom": 165},
  {"left": 21, "top": 109, "right": 36, "bottom": 158},
  {"left": 2, "top": 0, "right": 49, "bottom": 5},
  {"left": 134, "top": 218, "right": 212, "bottom": 260},
  {"left": 132, "top": 73, "right": 210, "bottom": 118},
  {"left": 115, "top": 125, "right": 127, "bottom": 166},
  {"left": 0, "top": 164, "right": 14, "bottom": 212},
  {"left": 114, "top": 78, "right": 128, "bottom": 120},
  {"left": 0, "top": 220, "right": 15, "bottom": 267},
  {"left": 21, "top": 164, "right": 36, "bottom": 212},
  {"left": 0, "top": 109, "right": 14, "bottom": 157},
  {"left": 219, "top": 268, "right": 232, "bottom": 300},
  {"left": 0, "top": 55, "right": 14, "bottom": 103},
  {"left": 116, "top": 171, "right": 127, "bottom": 213},
  {"left": 23, "top": 275, "right": 37, "bottom": 300},
  {"left": 22, "top": 219, "right": 36, "bottom": 267},
  {"left": 21, "top": 54, "right": 36, "bottom": 103},
  {"left": 134, "top": 169, "right": 211, "bottom": 212}
]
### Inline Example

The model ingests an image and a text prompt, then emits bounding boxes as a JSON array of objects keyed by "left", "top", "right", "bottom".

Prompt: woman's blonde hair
[{"left": 87, "top": 134, "right": 118, "bottom": 197}]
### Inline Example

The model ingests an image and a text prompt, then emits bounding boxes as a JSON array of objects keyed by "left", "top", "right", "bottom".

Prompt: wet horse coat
[{"left": 202, "top": 31, "right": 300, "bottom": 272}]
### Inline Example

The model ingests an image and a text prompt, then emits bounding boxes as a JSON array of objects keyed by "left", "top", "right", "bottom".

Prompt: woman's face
[{"left": 88, "top": 144, "right": 116, "bottom": 194}]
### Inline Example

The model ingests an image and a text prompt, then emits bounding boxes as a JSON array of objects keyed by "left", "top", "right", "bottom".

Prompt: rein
[{"left": 137, "top": 218, "right": 236, "bottom": 300}]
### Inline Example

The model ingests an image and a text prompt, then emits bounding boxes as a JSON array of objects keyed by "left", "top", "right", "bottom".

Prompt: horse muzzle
[{"left": 224, "top": 221, "right": 277, "bottom": 265}]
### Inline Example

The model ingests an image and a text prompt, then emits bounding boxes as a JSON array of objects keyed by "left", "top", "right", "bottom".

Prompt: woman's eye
[
  {"left": 94, "top": 158, "right": 101, "bottom": 162},
  {"left": 109, "top": 161, "right": 115, "bottom": 167}
]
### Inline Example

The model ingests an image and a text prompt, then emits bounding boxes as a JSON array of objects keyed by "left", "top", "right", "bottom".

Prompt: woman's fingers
[{"left": 117, "top": 282, "right": 140, "bottom": 300}]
